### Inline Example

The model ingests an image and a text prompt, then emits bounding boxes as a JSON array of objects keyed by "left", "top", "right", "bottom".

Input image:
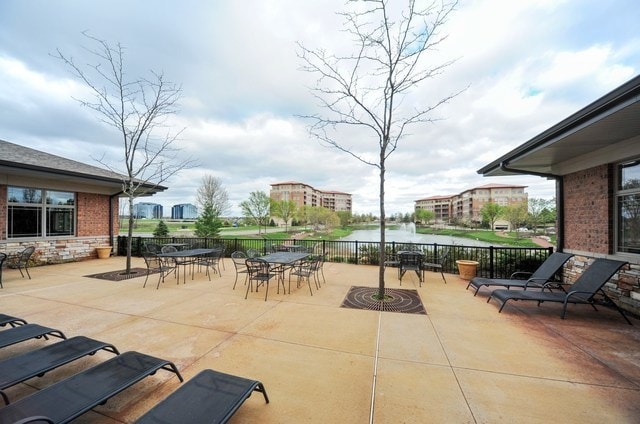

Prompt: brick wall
[
  {"left": 563, "top": 165, "right": 613, "bottom": 254},
  {"left": 77, "top": 192, "right": 118, "bottom": 237},
  {"left": 562, "top": 165, "right": 640, "bottom": 317}
]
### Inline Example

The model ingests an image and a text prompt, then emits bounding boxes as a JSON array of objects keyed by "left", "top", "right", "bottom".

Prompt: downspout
[{"left": 499, "top": 161, "right": 565, "bottom": 252}]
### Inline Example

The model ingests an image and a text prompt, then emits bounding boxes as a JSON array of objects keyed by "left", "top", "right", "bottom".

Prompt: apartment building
[
  {"left": 415, "top": 183, "right": 527, "bottom": 225},
  {"left": 270, "top": 181, "right": 352, "bottom": 212}
]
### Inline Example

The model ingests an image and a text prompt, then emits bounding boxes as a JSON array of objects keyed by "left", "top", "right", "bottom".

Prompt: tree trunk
[
  {"left": 378, "top": 161, "right": 386, "bottom": 300},
  {"left": 126, "top": 195, "right": 134, "bottom": 273}
]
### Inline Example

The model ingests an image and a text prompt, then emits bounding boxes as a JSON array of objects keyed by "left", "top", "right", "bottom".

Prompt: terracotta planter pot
[
  {"left": 96, "top": 246, "right": 112, "bottom": 259},
  {"left": 456, "top": 259, "right": 479, "bottom": 280}
]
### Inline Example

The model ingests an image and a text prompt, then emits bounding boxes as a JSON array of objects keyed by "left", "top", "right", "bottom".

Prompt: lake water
[{"left": 338, "top": 228, "right": 497, "bottom": 247}]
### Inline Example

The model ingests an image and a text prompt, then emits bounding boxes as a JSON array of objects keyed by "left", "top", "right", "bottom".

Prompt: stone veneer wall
[
  {"left": 562, "top": 165, "right": 640, "bottom": 317},
  {"left": 0, "top": 237, "right": 112, "bottom": 265}
]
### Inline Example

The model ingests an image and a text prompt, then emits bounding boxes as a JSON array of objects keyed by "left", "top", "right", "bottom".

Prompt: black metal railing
[{"left": 117, "top": 236, "right": 554, "bottom": 279}]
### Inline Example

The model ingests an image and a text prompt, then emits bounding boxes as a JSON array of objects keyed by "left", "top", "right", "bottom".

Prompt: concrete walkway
[{"left": 1, "top": 257, "right": 639, "bottom": 423}]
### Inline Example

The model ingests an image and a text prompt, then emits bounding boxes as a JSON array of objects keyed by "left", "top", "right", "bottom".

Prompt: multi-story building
[
  {"left": 132, "top": 202, "right": 163, "bottom": 219},
  {"left": 171, "top": 203, "right": 198, "bottom": 219},
  {"left": 414, "top": 195, "right": 454, "bottom": 222},
  {"left": 415, "top": 183, "right": 528, "bottom": 226},
  {"left": 270, "top": 181, "right": 352, "bottom": 212}
]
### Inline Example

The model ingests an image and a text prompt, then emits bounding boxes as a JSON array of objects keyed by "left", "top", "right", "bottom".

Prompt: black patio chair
[
  {"left": 399, "top": 251, "right": 424, "bottom": 285},
  {"left": 231, "top": 251, "right": 249, "bottom": 290},
  {"left": 135, "top": 369, "right": 269, "bottom": 424},
  {"left": 421, "top": 248, "right": 450, "bottom": 284},
  {"left": 197, "top": 247, "right": 224, "bottom": 280},
  {"left": 144, "top": 243, "right": 162, "bottom": 254},
  {"left": 142, "top": 253, "right": 176, "bottom": 289},
  {"left": 467, "top": 252, "right": 574, "bottom": 296},
  {"left": 488, "top": 258, "right": 631, "bottom": 324},
  {"left": 245, "top": 258, "right": 283, "bottom": 301},
  {"left": 161, "top": 245, "right": 196, "bottom": 283},
  {"left": 246, "top": 248, "right": 261, "bottom": 258},
  {"left": 288, "top": 257, "right": 318, "bottom": 295},
  {"left": 0, "top": 351, "right": 183, "bottom": 423},
  {"left": 8, "top": 246, "right": 36, "bottom": 280},
  {"left": 384, "top": 252, "right": 400, "bottom": 279}
]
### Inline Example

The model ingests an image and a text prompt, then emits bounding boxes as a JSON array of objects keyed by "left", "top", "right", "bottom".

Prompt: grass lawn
[{"left": 417, "top": 228, "right": 542, "bottom": 247}]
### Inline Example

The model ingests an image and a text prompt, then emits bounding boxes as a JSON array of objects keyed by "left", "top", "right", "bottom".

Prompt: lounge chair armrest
[
  {"left": 12, "top": 417, "right": 54, "bottom": 424},
  {"left": 509, "top": 271, "right": 533, "bottom": 279}
]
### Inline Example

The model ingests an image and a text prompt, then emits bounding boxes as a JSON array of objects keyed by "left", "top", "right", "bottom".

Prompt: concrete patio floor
[{"left": 1, "top": 256, "right": 639, "bottom": 423}]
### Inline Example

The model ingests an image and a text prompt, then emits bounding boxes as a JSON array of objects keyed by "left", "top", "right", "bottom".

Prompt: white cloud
[{"left": 0, "top": 0, "right": 638, "bottom": 216}]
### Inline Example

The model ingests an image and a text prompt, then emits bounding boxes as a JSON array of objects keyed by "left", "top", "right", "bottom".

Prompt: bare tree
[
  {"left": 298, "top": 0, "right": 462, "bottom": 298},
  {"left": 54, "top": 32, "right": 197, "bottom": 273},
  {"left": 196, "top": 175, "right": 230, "bottom": 217}
]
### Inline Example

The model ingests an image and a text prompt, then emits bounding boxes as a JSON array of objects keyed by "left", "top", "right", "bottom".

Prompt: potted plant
[
  {"left": 455, "top": 259, "right": 479, "bottom": 280},
  {"left": 95, "top": 246, "right": 112, "bottom": 259}
]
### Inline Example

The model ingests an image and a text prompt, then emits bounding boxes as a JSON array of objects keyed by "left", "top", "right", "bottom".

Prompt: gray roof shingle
[{"left": 0, "top": 139, "right": 166, "bottom": 192}]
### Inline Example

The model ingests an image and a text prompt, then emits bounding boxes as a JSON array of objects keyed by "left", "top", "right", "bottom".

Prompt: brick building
[
  {"left": 0, "top": 140, "right": 165, "bottom": 263},
  {"left": 478, "top": 74, "right": 640, "bottom": 317},
  {"left": 270, "top": 181, "right": 352, "bottom": 212},
  {"left": 415, "top": 183, "right": 527, "bottom": 226}
]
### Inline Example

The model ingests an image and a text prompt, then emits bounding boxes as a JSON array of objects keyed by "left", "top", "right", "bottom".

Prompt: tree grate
[
  {"left": 84, "top": 268, "right": 156, "bottom": 281},
  {"left": 340, "top": 286, "right": 426, "bottom": 315}
]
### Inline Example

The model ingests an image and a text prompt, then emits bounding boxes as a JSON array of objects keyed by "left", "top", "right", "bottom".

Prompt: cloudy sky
[{"left": 1, "top": 0, "right": 639, "bottom": 217}]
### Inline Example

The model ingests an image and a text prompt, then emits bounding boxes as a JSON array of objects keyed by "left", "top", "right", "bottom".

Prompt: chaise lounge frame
[
  {"left": 467, "top": 252, "right": 574, "bottom": 295},
  {"left": 0, "top": 324, "right": 66, "bottom": 349},
  {"left": 488, "top": 258, "right": 631, "bottom": 324},
  {"left": 0, "top": 336, "right": 120, "bottom": 405},
  {"left": 0, "top": 351, "right": 183, "bottom": 424},
  {"left": 135, "top": 369, "right": 269, "bottom": 424}
]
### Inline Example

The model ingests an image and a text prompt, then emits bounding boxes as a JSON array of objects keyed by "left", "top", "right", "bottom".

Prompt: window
[
  {"left": 616, "top": 160, "right": 640, "bottom": 254},
  {"left": 7, "top": 187, "right": 75, "bottom": 238}
]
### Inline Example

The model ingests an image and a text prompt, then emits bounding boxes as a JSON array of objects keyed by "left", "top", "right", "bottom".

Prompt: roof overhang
[
  {"left": 478, "top": 74, "right": 640, "bottom": 178},
  {"left": 0, "top": 161, "right": 167, "bottom": 197}
]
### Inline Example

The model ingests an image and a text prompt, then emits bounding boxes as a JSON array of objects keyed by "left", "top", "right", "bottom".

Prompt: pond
[{"left": 338, "top": 226, "right": 499, "bottom": 247}]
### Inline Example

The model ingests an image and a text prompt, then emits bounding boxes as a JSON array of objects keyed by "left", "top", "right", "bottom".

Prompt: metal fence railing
[{"left": 117, "top": 236, "right": 554, "bottom": 279}]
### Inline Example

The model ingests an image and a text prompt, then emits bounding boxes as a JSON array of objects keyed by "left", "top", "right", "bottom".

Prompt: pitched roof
[{"left": 0, "top": 139, "right": 166, "bottom": 195}]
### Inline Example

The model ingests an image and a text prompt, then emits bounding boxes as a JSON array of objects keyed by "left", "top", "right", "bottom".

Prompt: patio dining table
[
  {"left": 259, "top": 252, "right": 310, "bottom": 293},
  {"left": 157, "top": 248, "right": 218, "bottom": 284},
  {"left": 260, "top": 252, "right": 310, "bottom": 266}
]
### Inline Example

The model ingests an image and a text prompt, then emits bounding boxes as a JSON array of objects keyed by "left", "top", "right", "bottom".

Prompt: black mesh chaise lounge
[
  {"left": 135, "top": 369, "right": 269, "bottom": 424},
  {"left": 0, "top": 351, "right": 184, "bottom": 424},
  {"left": 467, "top": 252, "right": 574, "bottom": 296},
  {"left": 0, "top": 324, "right": 66, "bottom": 349},
  {"left": 0, "top": 313, "right": 27, "bottom": 328},
  {"left": 0, "top": 336, "right": 120, "bottom": 405},
  {"left": 488, "top": 258, "right": 631, "bottom": 324}
]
